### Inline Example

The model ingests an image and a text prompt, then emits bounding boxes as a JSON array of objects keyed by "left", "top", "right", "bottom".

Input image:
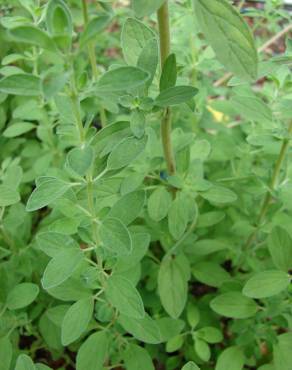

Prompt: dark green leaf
[
  {"left": 160, "top": 54, "right": 177, "bottom": 91},
  {"left": 215, "top": 346, "right": 245, "bottom": 370}
]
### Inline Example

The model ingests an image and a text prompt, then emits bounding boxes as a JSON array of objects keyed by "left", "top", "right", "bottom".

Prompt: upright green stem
[
  {"left": 242, "top": 121, "right": 292, "bottom": 251},
  {"left": 157, "top": 1, "right": 176, "bottom": 176},
  {"left": 70, "top": 76, "right": 85, "bottom": 143},
  {"left": 81, "top": 0, "right": 107, "bottom": 127},
  {"left": 81, "top": 0, "right": 99, "bottom": 81}
]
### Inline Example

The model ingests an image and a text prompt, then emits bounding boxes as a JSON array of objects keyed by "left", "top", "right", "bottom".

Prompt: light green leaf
[
  {"left": 7, "top": 283, "right": 39, "bottom": 310},
  {"left": 155, "top": 86, "right": 198, "bottom": 107},
  {"left": 80, "top": 15, "right": 111, "bottom": 47},
  {"left": 215, "top": 346, "right": 245, "bottom": 370},
  {"left": 168, "top": 194, "right": 190, "bottom": 240},
  {"left": 0, "top": 185, "right": 20, "bottom": 207},
  {"left": 107, "top": 190, "right": 145, "bottom": 225},
  {"left": 131, "top": 0, "right": 165, "bottom": 17},
  {"left": 195, "top": 326, "right": 223, "bottom": 344},
  {"left": 3, "top": 122, "right": 35, "bottom": 137},
  {"left": 166, "top": 335, "right": 184, "bottom": 353},
  {"left": 148, "top": 187, "right": 172, "bottom": 221},
  {"left": 242, "top": 270, "right": 290, "bottom": 299},
  {"left": 46, "top": 0, "right": 73, "bottom": 36},
  {"left": 9, "top": 26, "right": 57, "bottom": 52},
  {"left": 137, "top": 38, "right": 159, "bottom": 87},
  {"left": 105, "top": 275, "right": 145, "bottom": 319},
  {"left": 200, "top": 186, "right": 238, "bottom": 204},
  {"left": 67, "top": 146, "right": 94, "bottom": 176},
  {"left": 130, "top": 110, "right": 145, "bottom": 138},
  {"left": 76, "top": 331, "right": 108, "bottom": 370},
  {"left": 100, "top": 217, "right": 132, "bottom": 255},
  {"left": 0, "top": 74, "right": 41, "bottom": 96},
  {"left": 26, "top": 178, "right": 72, "bottom": 212},
  {"left": 15, "top": 354, "right": 36, "bottom": 370},
  {"left": 123, "top": 344, "right": 155, "bottom": 370},
  {"left": 192, "top": 262, "right": 231, "bottom": 288},
  {"left": 97, "top": 67, "right": 150, "bottom": 92},
  {"left": 274, "top": 333, "right": 292, "bottom": 370},
  {"left": 194, "top": 338, "right": 210, "bottom": 362},
  {"left": 107, "top": 136, "right": 147, "bottom": 170},
  {"left": 121, "top": 18, "right": 156, "bottom": 65},
  {"left": 61, "top": 297, "right": 94, "bottom": 345},
  {"left": 190, "top": 239, "right": 228, "bottom": 256},
  {"left": 36, "top": 232, "right": 77, "bottom": 257},
  {"left": 182, "top": 362, "right": 200, "bottom": 370},
  {"left": 42, "top": 248, "right": 83, "bottom": 289},
  {"left": 210, "top": 292, "right": 258, "bottom": 319},
  {"left": 0, "top": 337, "right": 12, "bottom": 370},
  {"left": 231, "top": 95, "right": 272, "bottom": 122},
  {"left": 158, "top": 257, "right": 188, "bottom": 319},
  {"left": 160, "top": 53, "right": 177, "bottom": 91},
  {"left": 118, "top": 314, "right": 162, "bottom": 344},
  {"left": 193, "top": 0, "right": 258, "bottom": 80},
  {"left": 268, "top": 226, "right": 292, "bottom": 272}
]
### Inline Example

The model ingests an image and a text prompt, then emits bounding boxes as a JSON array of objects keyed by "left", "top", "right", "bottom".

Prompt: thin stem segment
[
  {"left": 242, "top": 121, "right": 292, "bottom": 251},
  {"left": 157, "top": 1, "right": 176, "bottom": 176}
]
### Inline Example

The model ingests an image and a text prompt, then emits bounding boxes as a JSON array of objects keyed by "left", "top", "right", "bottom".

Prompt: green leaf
[
  {"left": 35, "top": 365, "right": 52, "bottom": 370},
  {"left": 168, "top": 194, "right": 190, "bottom": 240},
  {"left": 76, "top": 331, "right": 108, "bottom": 370},
  {"left": 80, "top": 15, "right": 111, "bottom": 47},
  {"left": 193, "top": 0, "right": 258, "bottom": 80},
  {"left": 131, "top": 0, "right": 165, "bottom": 17},
  {"left": 158, "top": 257, "right": 188, "bottom": 319},
  {"left": 106, "top": 275, "right": 144, "bottom": 319},
  {"left": 148, "top": 187, "right": 172, "bottom": 221},
  {"left": 195, "top": 326, "right": 223, "bottom": 344},
  {"left": 61, "top": 297, "right": 94, "bottom": 345},
  {"left": 210, "top": 292, "right": 258, "bottom": 319},
  {"left": 274, "top": 333, "right": 292, "bottom": 370},
  {"left": 242, "top": 270, "right": 290, "bottom": 299},
  {"left": 130, "top": 110, "right": 145, "bottom": 138},
  {"left": 215, "top": 346, "right": 245, "bottom": 370},
  {"left": 200, "top": 186, "right": 238, "bottom": 204},
  {"left": 3, "top": 121, "right": 35, "bottom": 137},
  {"left": 157, "top": 317, "right": 185, "bottom": 342},
  {"left": 6, "top": 283, "right": 39, "bottom": 310},
  {"left": 192, "top": 262, "right": 231, "bottom": 288},
  {"left": 166, "top": 335, "right": 184, "bottom": 353},
  {"left": 107, "top": 190, "right": 146, "bottom": 225},
  {"left": 123, "top": 344, "right": 155, "bottom": 370},
  {"left": 107, "top": 136, "right": 147, "bottom": 170},
  {"left": 9, "top": 26, "right": 57, "bottom": 52},
  {"left": 15, "top": 354, "right": 36, "bottom": 370},
  {"left": 46, "top": 0, "right": 73, "bottom": 36},
  {"left": 66, "top": 146, "right": 94, "bottom": 176},
  {"left": 268, "top": 227, "right": 292, "bottom": 272},
  {"left": 0, "top": 185, "right": 20, "bottom": 206},
  {"left": 118, "top": 314, "right": 162, "bottom": 344},
  {"left": 99, "top": 217, "right": 132, "bottom": 255},
  {"left": 42, "top": 248, "right": 83, "bottom": 289},
  {"left": 0, "top": 74, "right": 41, "bottom": 96},
  {"left": 121, "top": 18, "right": 156, "bottom": 65},
  {"left": 231, "top": 95, "right": 272, "bottom": 122},
  {"left": 97, "top": 67, "right": 150, "bottom": 92},
  {"left": 155, "top": 86, "right": 198, "bottom": 107},
  {"left": 137, "top": 38, "right": 159, "bottom": 87},
  {"left": 26, "top": 178, "right": 72, "bottom": 212},
  {"left": 160, "top": 53, "right": 177, "bottom": 91},
  {"left": 194, "top": 338, "right": 210, "bottom": 362},
  {"left": 36, "top": 232, "right": 77, "bottom": 257},
  {"left": 182, "top": 362, "right": 200, "bottom": 370},
  {"left": 0, "top": 337, "right": 12, "bottom": 370},
  {"left": 189, "top": 239, "right": 228, "bottom": 256}
]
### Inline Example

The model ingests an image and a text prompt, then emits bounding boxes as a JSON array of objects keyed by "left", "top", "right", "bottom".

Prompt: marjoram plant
[{"left": 0, "top": 0, "right": 291, "bottom": 369}]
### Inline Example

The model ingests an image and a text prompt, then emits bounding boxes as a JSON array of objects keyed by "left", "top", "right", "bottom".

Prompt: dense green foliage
[{"left": 0, "top": 0, "right": 291, "bottom": 369}]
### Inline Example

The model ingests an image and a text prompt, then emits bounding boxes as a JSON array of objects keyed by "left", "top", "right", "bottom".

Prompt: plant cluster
[{"left": 0, "top": 0, "right": 291, "bottom": 369}]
